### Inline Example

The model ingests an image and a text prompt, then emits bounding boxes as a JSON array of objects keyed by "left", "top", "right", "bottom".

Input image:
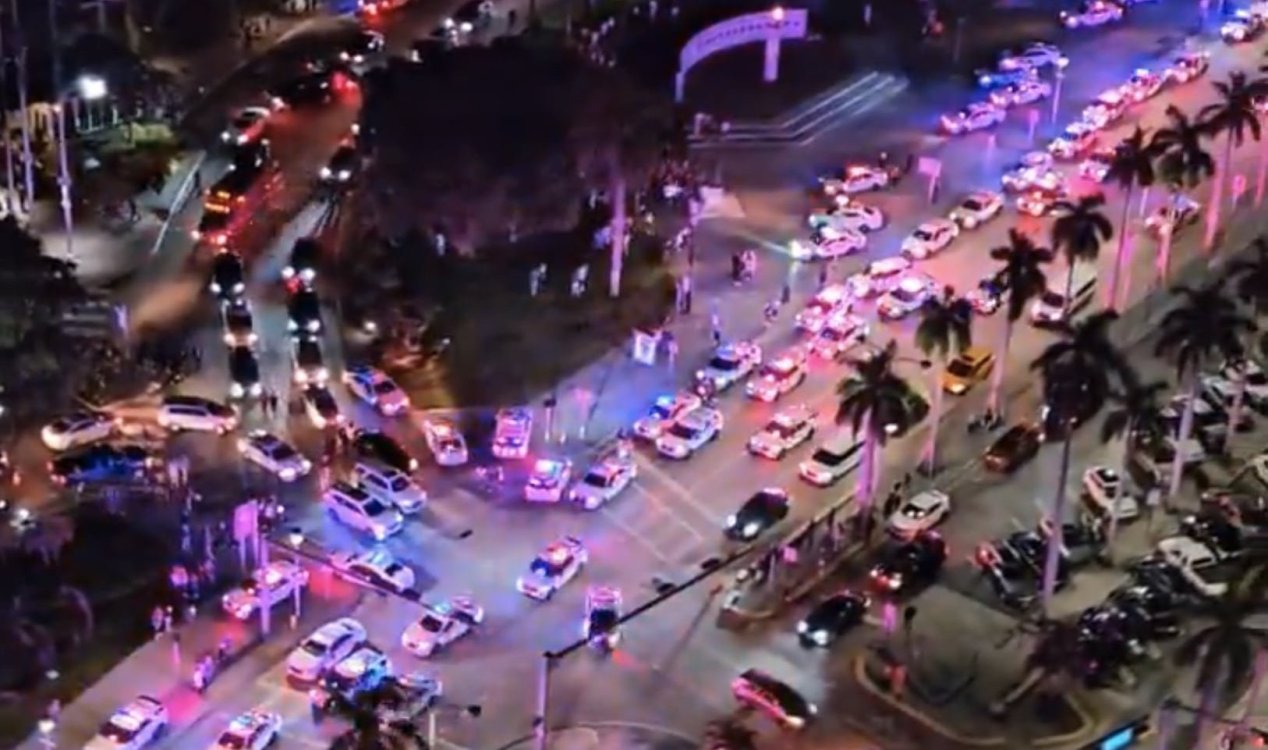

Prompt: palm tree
[
  {"left": 1150, "top": 106, "right": 1216, "bottom": 278},
  {"left": 987, "top": 230, "right": 1054, "bottom": 416},
  {"left": 914, "top": 286, "right": 973, "bottom": 472},
  {"left": 1050, "top": 193, "right": 1113, "bottom": 313},
  {"left": 1105, "top": 128, "right": 1157, "bottom": 308},
  {"left": 836, "top": 341, "right": 918, "bottom": 525},
  {"left": 1227, "top": 236, "right": 1268, "bottom": 318},
  {"left": 1031, "top": 311, "right": 1124, "bottom": 610},
  {"left": 1098, "top": 375, "right": 1169, "bottom": 559},
  {"left": 1175, "top": 562, "right": 1268, "bottom": 747},
  {"left": 1155, "top": 282, "right": 1253, "bottom": 502},
  {"left": 701, "top": 718, "right": 759, "bottom": 750},
  {"left": 1199, "top": 71, "right": 1263, "bottom": 248}
]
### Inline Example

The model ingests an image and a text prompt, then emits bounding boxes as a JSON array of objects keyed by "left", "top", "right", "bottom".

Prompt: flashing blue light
[{"left": 1099, "top": 729, "right": 1133, "bottom": 750}]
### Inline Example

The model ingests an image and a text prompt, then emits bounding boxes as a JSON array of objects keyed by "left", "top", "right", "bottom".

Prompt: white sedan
[
  {"left": 948, "top": 190, "right": 1004, "bottom": 229},
  {"left": 998, "top": 42, "right": 1063, "bottom": 70},
  {"left": 846, "top": 256, "right": 913, "bottom": 298},
  {"left": 569, "top": 448, "right": 636, "bottom": 509},
  {"left": 655, "top": 407, "right": 723, "bottom": 459},
  {"left": 877, "top": 273, "right": 938, "bottom": 319},
  {"left": 400, "top": 598, "right": 484, "bottom": 657},
  {"left": 809, "top": 203, "right": 885, "bottom": 233},
  {"left": 421, "top": 417, "right": 469, "bottom": 466},
  {"left": 343, "top": 365, "right": 409, "bottom": 416},
  {"left": 1001, "top": 165, "right": 1063, "bottom": 193},
  {"left": 86, "top": 696, "right": 168, "bottom": 750},
  {"left": 747, "top": 405, "right": 816, "bottom": 459},
  {"left": 632, "top": 391, "right": 702, "bottom": 440},
  {"left": 745, "top": 353, "right": 809, "bottom": 402},
  {"left": 940, "top": 102, "right": 1006, "bottom": 134},
  {"left": 1145, "top": 197, "right": 1201, "bottom": 236},
  {"left": 697, "top": 341, "right": 762, "bottom": 391},
  {"left": 238, "top": 430, "right": 312, "bottom": 482},
  {"left": 330, "top": 548, "right": 416, "bottom": 593},
  {"left": 989, "top": 78, "right": 1053, "bottom": 107},
  {"left": 41, "top": 411, "right": 116, "bottom": 452},
  {"left": 1061, "top": 0, "right": 1123, "bottom": 28},
  {"left": 516, "top": 536, "right": 587, "bottom": 600},
  {"left": 795, "top": 284, "right": 852, "bottom": 333},
  {"left": 887, "top": 490, "right": 951, "bottom": 537},
  {"left": 811, "top": 313, "right": 868, "bottom": 360},
  {"left": 901, "top": 219, "right": 959, "bottom": 259},
  {"left": 821, "top": 164, "right": 891, "bottom": 195}
]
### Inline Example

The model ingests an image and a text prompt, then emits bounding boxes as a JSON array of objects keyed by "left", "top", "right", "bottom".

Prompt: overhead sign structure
[{"left": 675, "top": 7, "right": 809, "bottom": 102}]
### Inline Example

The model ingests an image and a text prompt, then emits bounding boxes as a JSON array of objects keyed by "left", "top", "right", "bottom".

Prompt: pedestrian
[
  {"left": 680, "top": 274, "right": 693, "bottom": 314},
  {"left": 666, "top": 336, "right": 678, "bottom": 367},
  {"left": 192, "top": 169, "right": 201, "bottom": 192},
  {"left": 730, "top": 252, "right": 742, "bottom": 284},
  {"left": 162, "top": 605, "right": 173, "bottom": 633},
  {"left": 780, "top": 280, "right": 791, "bottom": 306},
  {"left": 507, "top": 8, "right": 518, "bottom": 30},
  {"left": 151, "top": 605, "right": 165, "bottom": 637}
]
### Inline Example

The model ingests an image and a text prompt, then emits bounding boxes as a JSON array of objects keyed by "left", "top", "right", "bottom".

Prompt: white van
[
  {"left": 1030, "top": 264, "right": 1097, "bottom": 326},
  {"left": 354, "top": 461, "right": 427, "bottom": 514},
  {"left": 797, "top": 432, "right": 864, "bottom": 486}
]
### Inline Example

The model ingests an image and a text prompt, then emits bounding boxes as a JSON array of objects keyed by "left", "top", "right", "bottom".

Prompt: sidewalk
[{"left": 15, "top": 559, "right": 364, "bottom": 750}]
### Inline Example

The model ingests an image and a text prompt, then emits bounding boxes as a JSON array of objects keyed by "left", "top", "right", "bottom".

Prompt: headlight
[
  {"left": 813, "top": 630, "right": 830, "bottom": 645},
  {"left": 223, "top": 332, "right": 235, "bottom": 345},
  {"left": 307, "top": 320, "right": 320, "bottom": 332},
  {"left": 249, "top": 383, "right": 263, "bottom": 397},
  {"left": 338, "top": 169, "right": 351, "bottom": 180},
  {"left": 796, "top": 621, "right": 808, "bottom": 633},
  {"left": 210, "top": 282, "right": 222, "bottom": 293},
  {"left": 743, "top": 522, "right": 761, "bottom": 537},
  {"left": 317, "top": 368, "right": 329, "bottom": 380},
  {"left": 233, "top": 282, "right": 245, "bottom": 293},
  {"left": 230, "top": 383, "right": 244, "bottom": 398},
  {"left": 220, "top": 131, "right": 231, "bottom": 142},
  {"left": 320, "top": 167, "right": 332, "bottom": 179},
  {"left": 460, "top": 21, "right": 473, "bottom": 32},
  {"left": 280, "top": 468, "right": 296, "bottom": 481}
]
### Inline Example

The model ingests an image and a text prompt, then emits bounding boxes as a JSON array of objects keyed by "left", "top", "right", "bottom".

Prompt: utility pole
[
  {"left": 10, "top": 0, "right": 32, "bottom": 211},
  {"left": 257, "top": 522, "right": 270, "bottom": 637},
  {"left": 533, "top": 653, "right": 554, "bottom": 750},
  {"left": 0, "top": 11, "right": 14, "bottom": 207},
  {"left": 50, "top": 0, "right": 75, "bottom": 261}
]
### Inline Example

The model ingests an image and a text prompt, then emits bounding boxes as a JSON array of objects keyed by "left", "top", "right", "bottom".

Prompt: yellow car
[{"left": 941, "top": 346, "right": 995, "bottom": 395}]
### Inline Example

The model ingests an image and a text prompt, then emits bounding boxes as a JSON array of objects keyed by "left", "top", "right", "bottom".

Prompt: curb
[
  {"left": 147, "top": 151, "right": 207, "bottom": 260},
  {"left": 492, "top": 720, "right": 700, "bottom": 750},
  {"left": 852, "top": 654, "right": 1008, "bottom": 748},
  {"left": 722, "top": 540, "right": 866, "bottom": 621},
  {"left": 1031, "top": 691, "right": 1096, "bottom": 748}
]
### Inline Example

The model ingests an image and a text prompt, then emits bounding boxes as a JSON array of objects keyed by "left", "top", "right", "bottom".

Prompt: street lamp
[
  {"left": 53, "top": 73, "right": 108, "bottom": 265},
  {"left": 1050, "top": 56, "right": 1070, "bottom": 124},
  {"left": 287, "top": 529, "right": 305, "bottom": 623}
]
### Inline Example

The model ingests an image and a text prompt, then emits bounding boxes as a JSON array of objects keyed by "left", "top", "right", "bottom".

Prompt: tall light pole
[
  {"left": 50, "top": 0, "right": 73, "bottom": 261},
  {"left": 0, "top": 15, "right": 12, "bottom": 208},
  {"left": 1049, "top": 56, "right": 1069, "bottom": 124},
  {"left": 10, "top": 0, "right": 32, "bottom": 210}
]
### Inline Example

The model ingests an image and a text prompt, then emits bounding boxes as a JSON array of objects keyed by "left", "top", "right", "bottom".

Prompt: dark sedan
[
  {"left": 288, "top": 289, "right": 323, "bottom": 335},
  {"left": 984, "top": 423, "right": 1041, "bottom": 473},
  {"left": 352, "top": 430, "right": 419, "bottom": 473},
  {"left": 269, "top": 71, "right": 333, "bottom": 109},
  {"left": 869, "top": 532, "right": 946, "bottom": 594},
  {"left": 210, "top": 251, "right": 246, "bottom": 300},
  {"left": 724, "top": 488, "right": 790, "bottom": 540},
  {"left": 797, "top": 591, "right": 869, "bottom": 647}
]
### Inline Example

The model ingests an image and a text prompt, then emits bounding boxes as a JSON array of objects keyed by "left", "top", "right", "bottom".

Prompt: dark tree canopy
[{"left": 360, "top": 37, "right": 673, "bottom": 250}]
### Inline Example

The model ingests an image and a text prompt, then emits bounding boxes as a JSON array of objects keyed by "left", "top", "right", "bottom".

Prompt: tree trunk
[
  {"left": 856, "top": 410, "right": 878, "bottom": 516},
  {"left": 1168, "top": 371, "right": 1200, "bottom": 503},
  {"left": 923, "top": 361, "right": 945, "bottom": 471},
  {"left": 988, "top": 316, "right": 1015, "bottom": 417},
  {"left": 1041, "top": 431, "right": 1074, "bottom": 612},
  {"left": 1107, "top": 181, "right": 1134, "bottom": 310},
  {"left": 1106, "top": 424, "right": 1132, "bottom": 565},
  {"left": 608, "top": 172, "right": 627, "bottom": 298},
  {"left": 1226, "top": 364, "right": 1248, "bottom": 451},
  {"left": 1138, "top": 185, "right": 1151, "bottom": 218},
  {"left": 1203, "top": 135, "right": 1232, "bottom": 253}
]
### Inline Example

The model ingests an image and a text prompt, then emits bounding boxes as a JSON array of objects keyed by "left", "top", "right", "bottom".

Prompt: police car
[
  {"left": 845, "top": 256, "right": 912, "bottom": 298},
  {"left": 222, "top": 559, "right": 310, "bottom": 619},
  {"left": 1079, "top": 149, "right": 1114, "bottom": 183},
  {"left": 633, "top": 392, "right": 702, "bottom": 440},
  {"left": 1001, "top": 164, "right": 1063, "bottom": 194},
  {"left": 1145, "top": 196, "right": 1201, "bottom": 236},
  {"left": 989, "top": 77, "right": 1053, "bottom": 107},
  {"left": 322, "top": 481, "right": 404, "bottom": 540},
  {"left": 877, "top": 274, "right": 938, "bottom": 320},
  {"left": 948, "top": 190, "right": 1004, "bottom": 229},
  {"left": 1061, "top": 0, "right": 1123, "bottom": 28},
  {"left": 583, "top": 585, "right": 622, "bottom": 648},
  {"left": 967, "top": 275, "right": 1004, "bottom": 315},
  {"left": 421, "top": 417, "right": 469, "bottom": 466},
  {"left": 517, "top": 536, "right": 588, "bottom": 600},
  {"left": 1125, "top": 68, "right": 1165, "bottom": 101},
  {"left": 1049, "top": 122, "right": 1100, "bottom": 160},
  {"left": 697, "top": 341, "right": 762, "bottom": 392},
  {"left": 86, "top": 696, "right": 168, "bottom": 750},
  {"left": 789, "top": 226, "right": 867, "bottom": 261},
  {"left": 343, "top": 365, "right": 410, "bottom": 416},
  {"left": 655, "top": 406, "right": 723, "bottom": 459},
  {"left": 811, "top": 313, "right": 868, "bottom": 360},
  {"left": 569, "top": 448, "right": 637, "bottom": 509},
  {"left": 808, "top": 202, "right": 885, "bottom": 233},
  {"left": 492, "top": 407, "right": 533, "bottom": 459},
  {"left": 795, "top": 284, "right": 852, "bottom": 333},
  {"left": 49, "top": 444, "right": 156, "bottom": 485},
  {"left": 820, "top": 164, "right": 892, "bottom": 195},
  {"left": 975, "top": 65, "right": 1041, "bottom": 90},
  {"left": 1016, "top": 187, "right": 1065, "bottom": 217},
  {"left": 748, "top": 405, "right": 817, "bottom": 459},
  {"left": 401, "top": 597, "right": 485, "bottom": 657},
  {"left": 212, "top": 710, "right": 282, "bottom": 750},
  {"left": 310, "top": 647, "right": 393, "bottom": 710},
  {"left": 330, "top": 548, "right": 416, "bottom": 593},
  {"left": 238, "top": 430, "right": 312, "bottom": 481},
  {"left": 222, "top": 298, "right": 258, "bottom": 347},
  {"left": 1166, "top": 51, "right": 1209, "bottom": 84},
  {"left": 525, "top": 458, "right": 572, "bottom": 502},
  {"left": 746, "top": 353, "right": 809, "bottom": 402},
  {"left": 887, "top": 490, "right": 952, "bottom": 538},
  {"left": 1222, "top": 8, "right": 1264, "bottom": 42},
  {"left": 286, "top": 617, "right": 368, "bottom": 683},
  {"left": 901, "top": 218, "right": 959, "bottom": 259},
  {"left": 939, "top": 101, "right": 1006, "bottom": 134}
]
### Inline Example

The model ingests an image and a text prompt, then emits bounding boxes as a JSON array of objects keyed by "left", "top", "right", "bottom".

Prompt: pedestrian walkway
[{"left": 498, "top": 723, "right": 699, "bottom": 750}]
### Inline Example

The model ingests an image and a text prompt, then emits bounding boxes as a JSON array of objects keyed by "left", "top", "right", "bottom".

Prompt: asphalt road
[{"left": 18, "top": 1, "right": 1268, "bottom": 748}]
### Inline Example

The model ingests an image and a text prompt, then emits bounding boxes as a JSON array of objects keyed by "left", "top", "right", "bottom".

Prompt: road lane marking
[{"left": 633, "top": 453, "right": 723, "bottom": 526}]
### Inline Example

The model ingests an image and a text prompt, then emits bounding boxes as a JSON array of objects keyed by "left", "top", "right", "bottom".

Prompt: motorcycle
[
  {"left": 967, "top": 411, "right": 1003, "bottom": 433},
  {"left": 190, "top": 639, "right": 232, "bottom": 694}
]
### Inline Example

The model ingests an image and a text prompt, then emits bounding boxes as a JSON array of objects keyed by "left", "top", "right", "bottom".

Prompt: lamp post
[
  {"left": 764, "top": 6, "right": 786, "bottom": 84},
  {"left": 1050, "top": 56, "right": 1070, "bottom": 124},
  {"left": 288, "top": 530, "right": 305, "bottom": 623},
  {"left": 53, "top": 74, "right": 107, "bottom": 262},
  {"left": 10, "top": 0, "right": 33, "bottom": 211}
]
